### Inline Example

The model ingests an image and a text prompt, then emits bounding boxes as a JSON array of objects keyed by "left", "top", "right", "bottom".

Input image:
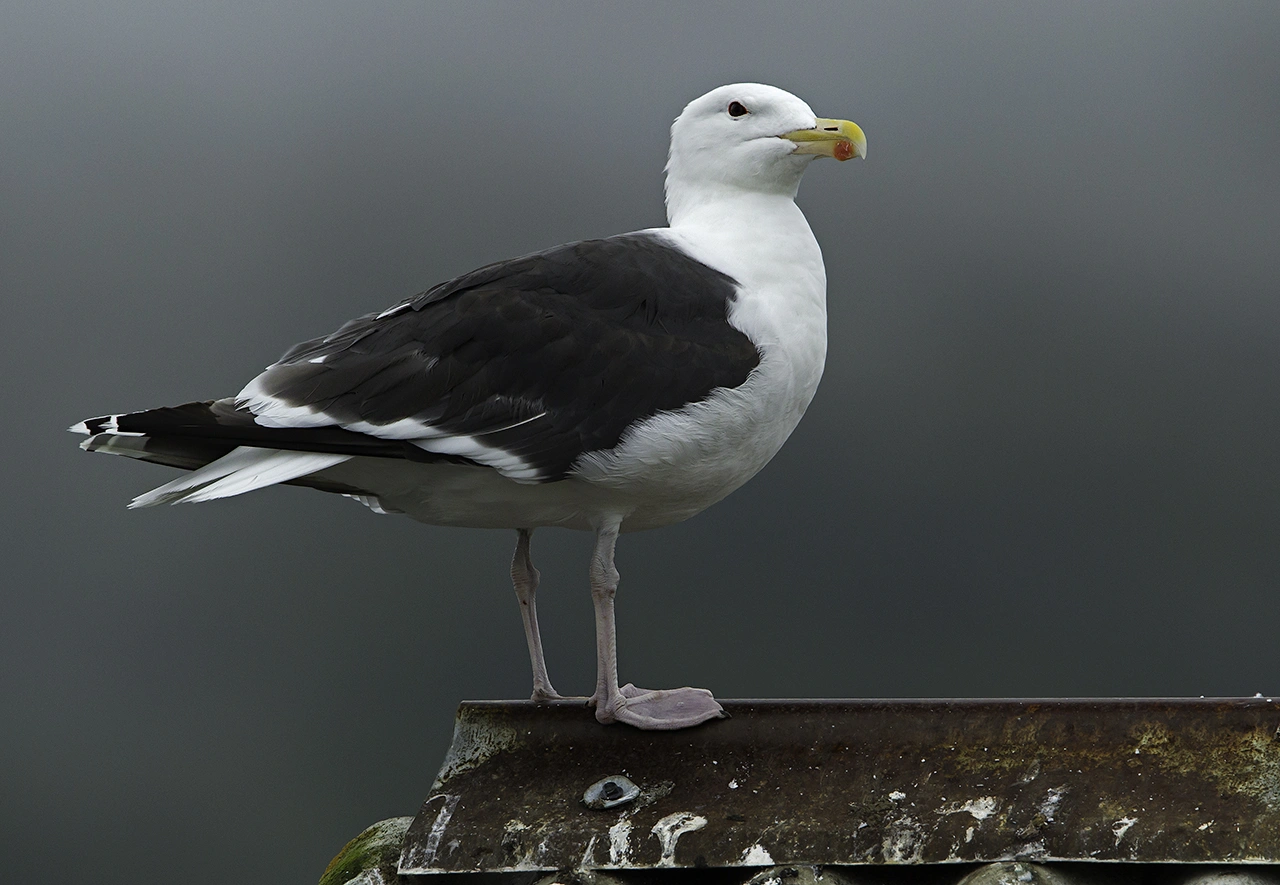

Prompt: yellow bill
[{"left": 782, "top": 118, "right": 867, "bottom": 161}]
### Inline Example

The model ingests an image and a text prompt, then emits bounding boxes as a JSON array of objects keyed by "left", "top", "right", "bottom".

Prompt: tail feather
[
  {"left": 78, "top": 429, "right": 232, "bottom": 471},
  {"left": 71, "top": 399, "right": 443, "bottom": 510},
  {"left": 73, "top": 400, "right": 460, "bottom": 460},
  {"left": 129, "top": 446, "right": 351, "bottom": 508}
]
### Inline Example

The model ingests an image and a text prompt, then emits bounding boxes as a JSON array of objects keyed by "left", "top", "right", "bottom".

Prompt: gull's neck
[
  {"left": 662, "top": 182, "right": 824, "bottom": 299},
  {"left": 664, "top": 165, "right": 803, "bottom": 227}
]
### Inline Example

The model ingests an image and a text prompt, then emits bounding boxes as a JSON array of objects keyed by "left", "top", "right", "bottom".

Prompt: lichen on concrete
[
  {"left": 1129, "top": 721, "right": 1280, "bottom": 813},
  {"left": 319, "top": 816, "right": 412, "bottom": 885}
]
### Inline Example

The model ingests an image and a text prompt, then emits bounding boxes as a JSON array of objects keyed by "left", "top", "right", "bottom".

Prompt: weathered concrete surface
[{"left": 398, "top": 698, "right": 1280, "bottom": 875}]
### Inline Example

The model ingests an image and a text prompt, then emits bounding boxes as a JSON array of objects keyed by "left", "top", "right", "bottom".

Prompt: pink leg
[
  {"left": 587, "top": 518, "right": 724, "bottom": 730},
  {"left": 511, "top": 529, "right": 561, "bottom": 701}
]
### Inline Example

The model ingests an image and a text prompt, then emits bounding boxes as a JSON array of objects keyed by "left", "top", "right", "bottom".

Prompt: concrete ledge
[{"left": 395, "top": 698, "right": 1280, "bottom": 875}]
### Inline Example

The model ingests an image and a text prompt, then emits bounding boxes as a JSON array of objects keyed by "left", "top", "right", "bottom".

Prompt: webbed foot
[{"left": 593, "top": 685, "right": 725, "bottom": 730}]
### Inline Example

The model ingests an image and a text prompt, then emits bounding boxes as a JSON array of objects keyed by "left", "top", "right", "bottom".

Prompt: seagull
[{"left": 71, "top": 83, "right": 866, "bottom": 730}]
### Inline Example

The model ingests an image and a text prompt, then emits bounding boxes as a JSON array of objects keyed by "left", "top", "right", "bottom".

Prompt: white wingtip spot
[{"left": 72, "top": 414, "right": 146, "bottom": 438}]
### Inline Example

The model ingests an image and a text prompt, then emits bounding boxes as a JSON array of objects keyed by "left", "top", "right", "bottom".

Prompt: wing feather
[{"left": 238, "top": 232, "right": 760, "bottom": 482}]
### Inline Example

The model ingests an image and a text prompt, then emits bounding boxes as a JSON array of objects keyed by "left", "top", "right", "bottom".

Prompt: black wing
[{"left": 245, "top": 232, "right": 761, "bottom": 481}]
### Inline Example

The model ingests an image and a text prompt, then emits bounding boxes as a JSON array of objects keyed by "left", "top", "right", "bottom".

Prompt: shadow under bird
[{"left": 71, "top": 83, "right": 866, "bottom": 730}]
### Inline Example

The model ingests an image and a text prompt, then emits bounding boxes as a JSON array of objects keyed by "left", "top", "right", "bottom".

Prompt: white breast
[{"left": 570, "top": 194, "right": 828, "bottom": 529}]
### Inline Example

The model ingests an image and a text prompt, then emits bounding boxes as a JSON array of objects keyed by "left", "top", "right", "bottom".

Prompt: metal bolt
[{"left": 582, "top": 774, "right": 640, "bottom": 810}]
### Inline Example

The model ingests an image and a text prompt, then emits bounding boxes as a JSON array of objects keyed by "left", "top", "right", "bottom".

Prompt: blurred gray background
[{"left": 3, "top": 1, "right": 1277, "bottom": 881}]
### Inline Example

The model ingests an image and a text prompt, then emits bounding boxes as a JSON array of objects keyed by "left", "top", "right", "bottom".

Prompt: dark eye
[{"left": 727, "top": 101, "right": 748, "bottom": 118}]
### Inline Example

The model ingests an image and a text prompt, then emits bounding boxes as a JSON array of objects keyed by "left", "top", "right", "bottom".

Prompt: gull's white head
[{"left": 665, "top": 83, "right": 865, "bottom": 220}]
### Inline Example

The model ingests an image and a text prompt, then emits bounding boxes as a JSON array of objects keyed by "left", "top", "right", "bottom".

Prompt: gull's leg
[
  {"left": 511, "top": 528, "right": 562, "bottom": 701},
  {"left": 586, "top": 518, "right": 725, "bottom": 730},
  {"left": 587, "top": 518, "right": 623, "bottom": 716}
]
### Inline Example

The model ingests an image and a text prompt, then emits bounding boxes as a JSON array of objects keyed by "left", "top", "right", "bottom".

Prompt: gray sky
[{"left": 3, "top": 2, "right": 1278, "bottom": 882}]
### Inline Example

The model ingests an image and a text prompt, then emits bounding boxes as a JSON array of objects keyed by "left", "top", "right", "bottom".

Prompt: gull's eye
[{"left": 727, "top": 101, "right": 749, "bottom": 118}]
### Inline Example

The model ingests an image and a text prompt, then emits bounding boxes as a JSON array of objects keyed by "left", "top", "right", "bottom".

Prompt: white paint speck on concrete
[
  {"left": 1112, "top": 816, "right": 1138, "bottom": 845},
  {"left": 607, "top": 818, "right": 632, "bottom": 866},
  {"left": 740, "top": 843, "right": 774, "bottom": 865},
  {"left": 650, "top": 811, "right": 707, "bottom": 867}
]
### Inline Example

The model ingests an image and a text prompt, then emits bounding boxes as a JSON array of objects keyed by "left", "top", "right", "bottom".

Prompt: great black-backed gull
[{"left": 72, "top": 83, "right": 865, "bottom": 730}]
